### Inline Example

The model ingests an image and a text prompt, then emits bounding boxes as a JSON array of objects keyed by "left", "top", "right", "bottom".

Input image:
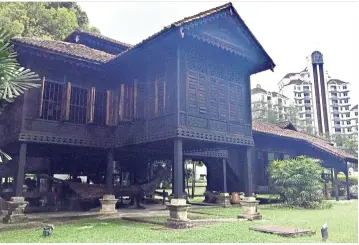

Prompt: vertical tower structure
[{"left": 310, "top": 51, "right": 330, "bottom": 135}]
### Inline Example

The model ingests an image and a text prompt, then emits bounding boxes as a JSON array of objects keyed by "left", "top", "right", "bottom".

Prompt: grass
[{"left": 0, "top": 200, "right": 357, "bottom": 243}]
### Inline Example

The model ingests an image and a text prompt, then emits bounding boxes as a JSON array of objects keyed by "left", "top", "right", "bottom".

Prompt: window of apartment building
[
  {"left": 333, "top": 100, "right": 338, "bottom": 104},
  {"left": 299, "top": 114, "right": 303, "bottom": 118},
  {"left": 331, "top": 93, "right": 337, "bottom": 97},
  {"left": 343, "top": 86, "right": 347, "bottom": 90},
  {"left": 343, "top": 92, "right": 348, "bottom": 96},
  {"left": 303, "top": 86, "right": 310, "bottom": 90},
  {"left": 305, "top": 107, "right": 311, "bottom": 111},
  {"left": 346, "top": 113, "right": 350, "bottom": 117},
  {"left": 347, "top": 120, "right": 351, "bottom": 125},
  {"left": 355, "top": 112, "right": 358, "bottom": 116},
  {"left": 335, "top": 128, "right": 341, "bottom": 132},
  {"left": 345, "top": 106, "right": 349, "bottom": 110},
  {"left": 344, "top": 99, "right": 349, "bottom": 103},
  {"left": 304, "top": 93, "right": 309, "bottom": 97},
  {"left": 69, "top": 86, "right": 88, "bottom": 124},
  {"left": 297, "top": 93, "right": 302, "bottom": 97},
  {"left": 333, "top": 107, "right": 338, "bottom": 111},
  {"left": 331, "top": 86, "right": 336, "bottom": 90},
  {"left": 335, "top": 121, "right": 340, "bottom": 125},
  {"left": 298, "top": 100, "right": 302, "bottom": 104},
  {"left": 347, "top": 128, "right": 352, "bottom": 132},
  {"left": 306, "top": 114, "right": 312, "bottom": 118},
  {"left": 40, "top": 80, "right": 63, "bottom": 121},
  {"left": 304, "top": 100, "right": 310, "bottom": 104}
]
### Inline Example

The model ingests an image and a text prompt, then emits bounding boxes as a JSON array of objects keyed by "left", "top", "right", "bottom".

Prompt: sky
[{"left": 78, "top": 0, "right": 358, "bottom": 105}]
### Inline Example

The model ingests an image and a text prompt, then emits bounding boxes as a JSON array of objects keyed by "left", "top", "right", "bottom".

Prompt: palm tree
[{"left": 0, "top": 27, "right": 41, "bottom": 162}]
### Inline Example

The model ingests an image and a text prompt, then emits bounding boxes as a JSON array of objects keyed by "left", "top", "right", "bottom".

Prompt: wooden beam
[
  {"left": 173, "top": 138, "right": 184, "bottom": 198},
  {"left": 38, "top": 76, "right": 46, "bottom": 117},
  {"left": 61, "top": 82, "right": 71, "bottom": 121},
  {"left": 15, "top": 143, "right": 27, "bottom": 196},
  {"left": 86, "top": 87, "right": 96, "bottom": 124}
]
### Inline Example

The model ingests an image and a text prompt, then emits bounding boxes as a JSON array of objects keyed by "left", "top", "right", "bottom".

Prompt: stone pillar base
[
  {"left": 2, "top": 197, "right": 28, "bottom": 224},
  {"left": 166, "top": 198, "right": 193, "bottom": 229},
  {"left": 238, "top": 196, "right": 262, "bottom": 220},
  {"left": 216, "top": 193, "right": 231, "bottom": 207},
  {"left": 99, "top": 194, "right": 118, "bottom": 214}
]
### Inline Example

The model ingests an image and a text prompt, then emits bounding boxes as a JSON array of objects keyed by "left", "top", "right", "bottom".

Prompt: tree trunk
[
  {"left": 185, "top": 162, "right": 190, "bottom": 195},
  {"left": 191, "top": 161, "right": 196, "bottom": 198}
]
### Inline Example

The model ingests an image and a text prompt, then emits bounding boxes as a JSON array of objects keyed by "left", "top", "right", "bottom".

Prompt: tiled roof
[
  {"left": 11, "top": 37, "right": 115, "bottom": 64},
  {"left": 251, "top": 87, "right": 267, "bottom": 94},
  {"left": 110, "top": 2, "right": 275, "bottom": 69},
  {"left": 327, "top": 79, "right": 348, "bottom": 85},
  {"left": 271, "top": 91, "right": 289, "bottom": 99},
  {"left": 276, "top": 121, "right": 297, "bottom": 131},
  {"left": 253, "top": 121, "right": 357, "bottom": 161},
  {"left": 110, "top": 2, "right": 232, "bottom": 59},
  {"left": 66, "top": 30, "right": 133, "bottom": 48}
]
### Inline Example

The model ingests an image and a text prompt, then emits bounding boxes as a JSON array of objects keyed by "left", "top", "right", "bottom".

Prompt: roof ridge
[{"left": 67, "top": 29, "right": 133, "bottom": 48}]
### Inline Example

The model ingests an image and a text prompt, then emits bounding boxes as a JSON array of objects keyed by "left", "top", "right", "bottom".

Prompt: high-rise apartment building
[
  {"left": 278, "top": 51, "right": 358, "bottom": 136},
  {"left": 251, "top": 84, "right": 290, "bottom": 121}
]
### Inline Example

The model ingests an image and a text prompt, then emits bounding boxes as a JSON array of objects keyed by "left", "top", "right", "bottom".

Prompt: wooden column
[
  {"left": 345, "top": 163, "right": 350, "bottom": 200},
  {"left": 334, "top": 169, "right": 339, "bottom": 201},
  {"left": 245, "top": 146, "right": 255, "bottom": 197},
  {"left": 223, "top": 159, "right": 227, "bottom": 193},
  {"left": 106, "top": 149, "right": 114, "bottom": 193},
  {"left": 15, "top": 143, "right": 27, "bottom": 196},
  {"left": 173, "top": 138, "right": 183, "bottom": 198}
]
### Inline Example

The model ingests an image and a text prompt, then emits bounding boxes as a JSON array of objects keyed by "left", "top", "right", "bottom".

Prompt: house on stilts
[{"left": 0, "top": 2, "right": 357, "bottom": 213}]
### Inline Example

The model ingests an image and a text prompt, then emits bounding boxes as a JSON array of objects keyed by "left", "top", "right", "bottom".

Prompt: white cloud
[{"left": 78, "top": 0, "right": 358, "bottom": 105}]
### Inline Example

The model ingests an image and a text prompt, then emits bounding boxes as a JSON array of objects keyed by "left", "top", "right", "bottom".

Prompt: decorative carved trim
[
  {"left": 176, "top": 127, "right": 254, "bottom": 146},
  {"left": 184, "top": 149, "right": 228, "bottom": 158},
  {"left": 18, "top": 131, "right": 113, "bottom": 148}
]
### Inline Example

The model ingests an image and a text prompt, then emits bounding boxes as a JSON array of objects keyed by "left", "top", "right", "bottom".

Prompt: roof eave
[{"left": 12, "top": 40, "right": 106, "bottom": 67}]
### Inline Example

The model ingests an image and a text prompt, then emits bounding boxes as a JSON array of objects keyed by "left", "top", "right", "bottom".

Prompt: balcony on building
[
  {"left": 330, "top": 92, "right": 338, "bottom": 98},
  {"left": 303, "top": 86, "right": 310, "bottom": 93}
]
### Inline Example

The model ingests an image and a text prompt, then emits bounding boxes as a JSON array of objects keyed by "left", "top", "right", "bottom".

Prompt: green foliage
[
  {"left": 350, "top": 185, "right": 358, "bottom": 198},
  {"left": 0, "top": 2, "right": 100, "bottom": 40},
  {"left": 267, "top": 155, "right": 327, "bottom": 209},
  {"left": 0, "top": 27, "right": 40, "bottom": 162},
  {"left": 337, "top": 174, "right": 358, "bottom": 186}
]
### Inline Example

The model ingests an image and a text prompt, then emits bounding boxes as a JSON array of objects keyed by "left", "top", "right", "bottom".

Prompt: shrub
[
  {"left": 350, "top": 185, "right": 358, "bottom": 199},
  {"left": 267, "top": 155, "right": 327, "bottom": 209}
]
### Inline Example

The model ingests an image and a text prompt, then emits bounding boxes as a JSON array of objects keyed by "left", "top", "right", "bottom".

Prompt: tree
[
  {"left": 267, "top": 155, "right": 327, "bottom": 209},
  {"left": 0, "top": 2, "right": 100, "bottom": 40},
  {"left": 0, "top": 27, "right": 40, "bottom": 162}
]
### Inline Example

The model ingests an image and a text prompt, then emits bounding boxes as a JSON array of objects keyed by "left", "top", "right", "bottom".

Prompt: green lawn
[{"left": 0, "top": 200, "right": 357, "bottom": 243}]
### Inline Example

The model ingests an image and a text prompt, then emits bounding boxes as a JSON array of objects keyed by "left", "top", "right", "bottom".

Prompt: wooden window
[
  {"left": 69, "top": 86, "right": 88, "bottom": 124},
  {"left": 39, "top": 79, "right": 64, "bottom": 121}
]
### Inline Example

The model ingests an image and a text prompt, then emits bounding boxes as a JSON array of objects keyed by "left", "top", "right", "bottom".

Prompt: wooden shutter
[
  {"left": 119, "top": 84, "right": 125, "bottom": 121},
  {"left": 133, "top": 80, "right": 138, "bottom": 119},
  {"left": 106, "top": 90, "right": 119, "bottom": 126},
  {"left": 86, "top": 87, "right": 96, "bottom": 124},
  {"left": 61, "top": 82, "right": 71, "bottom": 121},
  {"left": 38, "top": 76, "right": 46, "bottom": 117}
]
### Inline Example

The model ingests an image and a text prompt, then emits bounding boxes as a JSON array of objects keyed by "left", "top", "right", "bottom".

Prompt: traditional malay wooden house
[{"left": 0, "top": 3, "right": 357, "bottom": 217}]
